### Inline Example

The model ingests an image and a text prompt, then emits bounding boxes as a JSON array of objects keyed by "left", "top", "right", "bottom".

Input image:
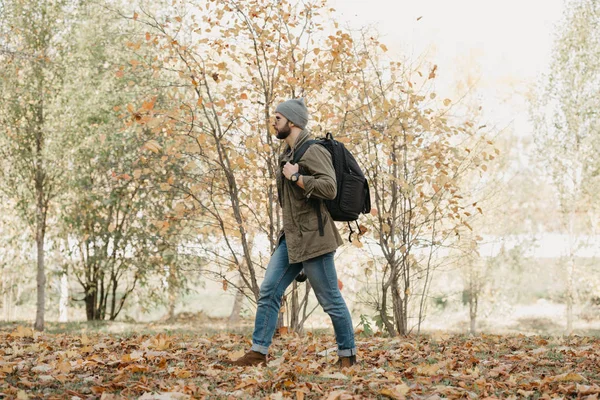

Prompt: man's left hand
[{"left": 282, "top": 162, "right": 299, "bottom": 180}]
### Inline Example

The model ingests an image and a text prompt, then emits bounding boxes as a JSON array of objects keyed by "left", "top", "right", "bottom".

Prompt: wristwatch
[{"left": 290, "top": 172, "right": 301, "bottom": 183}]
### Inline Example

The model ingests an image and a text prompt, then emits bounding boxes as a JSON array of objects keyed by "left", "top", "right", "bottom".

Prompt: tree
[
  {"left": 531, "top": 0, "right": 600, "bottom": 334},
  {"left": 339, "top": 33, "right": 496, "bottom": 336},
  {"left": 127, "top": 0, "right": 368, "bottom": 332},
  {"left": 0, "top": 0, "right": 75, "bottom": 330},
  {"left": 57, "top": 0, "right": 190, "bottom": 321}
]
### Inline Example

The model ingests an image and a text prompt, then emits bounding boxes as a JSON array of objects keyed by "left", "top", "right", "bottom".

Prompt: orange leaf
[
  {"left": 338, "top": 279, "right": 344, "bottom": 291},
  {"left": 240, "top": 93, "right": 248, "bottom": 100},
  {"left": 222, "top": 279, "right": 228, "bottom": 291}
]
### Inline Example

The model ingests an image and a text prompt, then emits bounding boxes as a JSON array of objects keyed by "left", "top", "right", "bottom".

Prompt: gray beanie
[{"left": 275, "top": 98, "right": 308, "bottom": 129}]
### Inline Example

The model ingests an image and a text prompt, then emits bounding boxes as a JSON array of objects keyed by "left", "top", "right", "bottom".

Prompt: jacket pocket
[{"left": 297, "top": 202, "right": 328, "bottom": 232}]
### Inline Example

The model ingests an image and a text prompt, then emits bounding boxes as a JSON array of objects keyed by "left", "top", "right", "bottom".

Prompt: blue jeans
[{"left": 251, "top": 238, "right": 356, "bottom": 357}]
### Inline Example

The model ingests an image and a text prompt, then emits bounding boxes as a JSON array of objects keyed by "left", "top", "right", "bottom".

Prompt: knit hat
[{"left": 275, "top": 98, "right": 309, "bottom": 129}]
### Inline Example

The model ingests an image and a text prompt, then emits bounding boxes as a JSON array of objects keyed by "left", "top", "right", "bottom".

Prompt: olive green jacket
[{"left": 277, "top": 130, "right": 343, "bottom": 263}]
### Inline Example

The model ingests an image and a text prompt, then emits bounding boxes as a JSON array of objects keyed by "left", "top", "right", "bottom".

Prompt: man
[{"left": 227, "top": 98, "right": 357, "bottom": 368}]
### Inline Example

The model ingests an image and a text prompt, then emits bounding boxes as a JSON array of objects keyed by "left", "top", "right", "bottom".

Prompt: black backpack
[{"left": 292, "top": 132, "right": 371, "bottom": 240}]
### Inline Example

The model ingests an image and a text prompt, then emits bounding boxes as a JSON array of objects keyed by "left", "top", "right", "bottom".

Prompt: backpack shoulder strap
[{"left": 292, "top": 139, "right": 320, "bottom": 164}]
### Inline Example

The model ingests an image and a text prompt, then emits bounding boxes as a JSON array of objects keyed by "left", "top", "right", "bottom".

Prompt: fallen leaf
[
  {"left": 381, "top": 383, "right": 410, "bottom": 399},
  {"left": 138, "top": 392, "right": 190, "bottom": 400},
  {"left": 11, "top": 326, "right": 33, "bottom": 338},
  {"left": 31, "top": 364, "right": 53, "bottom": 373},
  {"left": 228, "top": 349, "right": 245, "bottom": 361},
  {"left": 550, "top": 372, "right": 587, "bottom": 382},
  {"left": 324, "top": 390, "right": 353, "bottom": 400},
  {"left": 16, "top": 390, "right": 29, "bottom": 400},
  {"left": 320, "top": 372, "right": 349, "bottom": 380}
]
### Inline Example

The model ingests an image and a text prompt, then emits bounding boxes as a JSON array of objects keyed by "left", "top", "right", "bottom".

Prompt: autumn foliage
[
  {"left": 118, "top": 0, "right": 497, "bottom": 336},
  {"left": 1, "top": 325, "right": 599, "bottom": 399}
]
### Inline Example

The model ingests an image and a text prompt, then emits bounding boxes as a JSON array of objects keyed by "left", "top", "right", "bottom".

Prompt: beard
[{"left": 276, "top": 123, "right": 291, "bottom": 139}]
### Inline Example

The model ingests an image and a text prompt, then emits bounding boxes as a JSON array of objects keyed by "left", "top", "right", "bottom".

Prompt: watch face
[{"left": 291, "top": 174, "right": 298, "bottom": 182}]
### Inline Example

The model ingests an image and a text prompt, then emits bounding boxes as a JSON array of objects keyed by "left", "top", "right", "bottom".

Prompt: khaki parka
[{"left": 276, "top": 130, "right": 343, "bottom": 263}]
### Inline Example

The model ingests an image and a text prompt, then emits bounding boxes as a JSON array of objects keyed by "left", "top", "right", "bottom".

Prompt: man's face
[{"left": 273, "top": 112, "right": 291, "bottom": 140}]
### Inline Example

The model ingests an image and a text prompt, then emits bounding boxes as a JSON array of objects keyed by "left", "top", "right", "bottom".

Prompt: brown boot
[
  {"left": 337, "top": 355, "right": 357, "bottom": 368},
  {"left": 225, "top": 350, "right": 267, "bottom": 367}
]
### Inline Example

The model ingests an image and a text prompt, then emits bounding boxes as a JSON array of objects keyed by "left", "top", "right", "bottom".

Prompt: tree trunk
[
  {"left": 228, "top": 280, "right": 244, "bottom": 325},
  {"left": 290, "top": 281, "right": 301, "bottom": 333},
  {"left": 469, "top": 287, "right": 478, "bottom": 335},
  {"left": 469, "top": 262, "right": 479, "bottom": 335},
  {"left": 380, "top": 277, "right": 397, "bottom": 337},
  {"left": 392, "top": 282, "right": 405, "bottom": 335},
  {"left": 34, "top": 215, "right": 46, "bottom": 331},
  {"left": 33, "top": 67, "right": 47, "bottom": 332},
  {"left": 2, "top": 273, "right": 11, "bottom": 321},
  {"left": 85, "top": 284, "right": 97, "bottom": 320},
  {"left": 276, "top": 295, "right": 286, "bottom": 334},
  {"left": 566, "top": 255, "right": 575, "bottom": 335},
  {"left": 59, "top": 272, "right": 69, "bottom": 322},
  {"left": 166, "top": 265, "right": 178, "bottom": 321},
  {"left": 565, "top": 209, "right": 576, "bottom": 335}
]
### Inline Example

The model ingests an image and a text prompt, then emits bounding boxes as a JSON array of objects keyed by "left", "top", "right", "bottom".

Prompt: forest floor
[{"left": 1, "top": 319, "right": 600, "bottom": 399}]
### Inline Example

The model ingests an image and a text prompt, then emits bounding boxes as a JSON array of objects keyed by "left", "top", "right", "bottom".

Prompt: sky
[{"left": 328, "top": 0, "right": 566, "bottom": 136}]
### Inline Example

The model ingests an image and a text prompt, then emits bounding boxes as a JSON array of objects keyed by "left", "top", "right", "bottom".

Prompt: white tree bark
[{"left": 59, "top": 273, "right": 69, "bottom": 322}]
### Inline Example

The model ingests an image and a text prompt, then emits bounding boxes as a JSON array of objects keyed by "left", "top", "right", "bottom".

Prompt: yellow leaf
[
  {"left": 141, "top": 98, "right": 156, "bottom": 111},
  {"left": 443, "top": 98, "right": 452, "bottom": 106},
  {"left": 380, "top": 44, "right": 388, "bottom": 52},
  {"left": 17, "top": 390, "right": 29, "bottom": 400},
  {"left": 133, "top": 12, "right": 138, "bottom": 20},
  {"left": 142, "top": 140, "right": 162, "bottom": 154},
  {"left": 133, "top": 169, "right": 142, "bottom": 179},
  {"left": 383, "top": 383, "right": 410, "bottom": 399},
  {"left": 56, "top": 360, "right": 71, "bottom": 374},
  {"left": 228, "top": 349, "right": 245, "bottom": 361},
  {"left": 174, "top": 368, "right": 191, "bottom": 378},
  {"left": 1, "top": 364, "right": 14, "bottom": 373},
  {"left": 553, "top": 372, "right": 587, "bottom": 382},
  {"left": 417, "top": 362, "right": 441, "bottom": 375},
  {"left": 10, "top": 326, "right": 33, "bottom": 338}
]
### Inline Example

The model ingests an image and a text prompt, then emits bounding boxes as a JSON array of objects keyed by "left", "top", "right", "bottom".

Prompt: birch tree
[
  {"left": 0, "top": 0, "right": 74, "bottom": 331},
  {"left": 531, "top": 0, "right": 600, "bottom": 335}
]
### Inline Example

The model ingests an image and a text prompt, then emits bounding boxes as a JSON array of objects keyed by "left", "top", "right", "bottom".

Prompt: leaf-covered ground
[{"left": 1, "top": 325, "right": 599, "bottom": 399}]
